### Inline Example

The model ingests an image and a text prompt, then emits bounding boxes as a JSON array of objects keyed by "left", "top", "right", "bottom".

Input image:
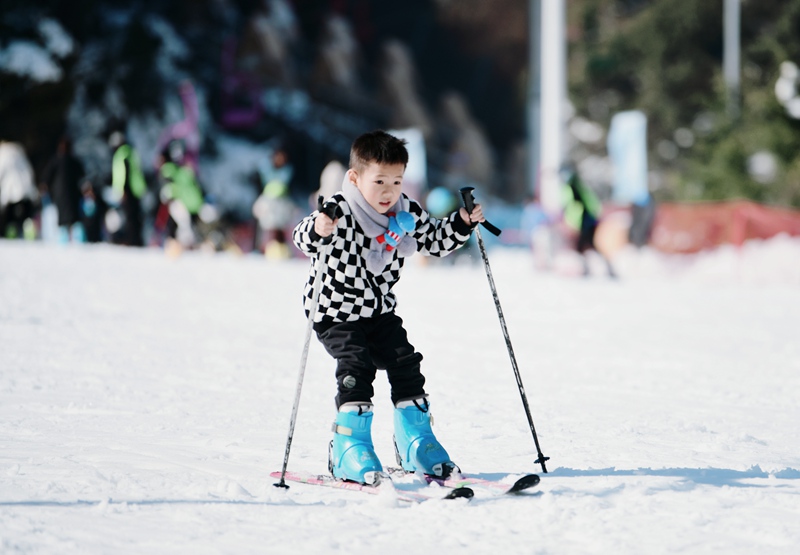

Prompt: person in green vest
[
  {"left": 561, "top": 165, "right": 616, "bottom": 278},
  {"left": 158, "top": 141, "right": 205, "bottom": 252},
  {"left": 110, "top": 131, "right": 146, "bottom": 246}
]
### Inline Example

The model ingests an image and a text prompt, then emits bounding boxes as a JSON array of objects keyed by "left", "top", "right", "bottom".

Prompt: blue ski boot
[
  {"left": 328, "top": 402, "right": 383, "bottom": 484},
  {"left": 393, "top": 397, "right": 459, "bottom": 478}
]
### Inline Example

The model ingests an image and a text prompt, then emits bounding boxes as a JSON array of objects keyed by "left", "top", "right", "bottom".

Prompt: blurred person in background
[
  {"left": 628, "top": 191, "right": 656, "bottom": 248},
  {"left": 521, "top": 194, "right": 553, "bottom": 271},
  {"left": 561, "top": 164, "right": 616, "bottom": 278},
  {"left": 252, "top": 145, "right": 295, "bottom": 257},
  {"left": 314, "top": 156, "right": 346, "bottom": 206},
  {"left": 109, "top": 131, "right": 146, "bottom": 247},
  {"left": 156, "top": 140, "right": 205, "bottom": 256},
  {"left": 0, "top": 140, "right": 38, "bottom": 240},
  {"left": 80, "top": 180, "right": 107, "bottom": 243},
  {"left": 40, "top": 135, "right": 86, "bottom": 243}
]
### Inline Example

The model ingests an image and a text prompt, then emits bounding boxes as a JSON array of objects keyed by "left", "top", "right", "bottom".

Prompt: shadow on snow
[
  {"left": 546, "top": 465, "right": 800, "bottom": 487},
  {"left": 0, "top": 498, "right": 292, "bottom": 508}
]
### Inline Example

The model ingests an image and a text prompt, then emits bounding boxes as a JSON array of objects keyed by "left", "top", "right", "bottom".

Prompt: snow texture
[
  {"left": 0, "top": 41, "right": 62, "bottom": 82},
  {"left": 1, "top": 239, "right": 799, "bottom": 554}
]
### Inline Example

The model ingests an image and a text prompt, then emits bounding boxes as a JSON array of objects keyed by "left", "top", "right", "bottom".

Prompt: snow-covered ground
[{"left": 1, "top": 238, "right": 799, "bottom": 554}]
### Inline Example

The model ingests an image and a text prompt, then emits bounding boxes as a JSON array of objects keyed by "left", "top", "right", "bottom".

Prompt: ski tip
[
  {"left": 444, "top": 486, "right": 474, "bottom": 500},
  {"left": 508, "top": 473, "right": 540, "bottom": 494}
]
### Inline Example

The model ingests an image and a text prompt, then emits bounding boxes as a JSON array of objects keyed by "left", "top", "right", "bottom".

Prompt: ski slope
[{"left": 1, "top": 239, "right": 799, "bottom": 554}]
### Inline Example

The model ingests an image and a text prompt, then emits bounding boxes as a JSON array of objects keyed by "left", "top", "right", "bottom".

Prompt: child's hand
[
  {"left": 314, "top": 213, "right": 338, "bottom": 238},
  {"left": 459, "top": 203, "right": 485, "bottom": 227}
]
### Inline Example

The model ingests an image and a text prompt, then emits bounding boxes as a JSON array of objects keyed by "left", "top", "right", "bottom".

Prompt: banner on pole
[{"left": 607, "top": 110, "right": 648, "bottom": 205}]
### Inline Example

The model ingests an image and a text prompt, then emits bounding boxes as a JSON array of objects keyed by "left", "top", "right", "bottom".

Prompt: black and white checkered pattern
[{"left": 292, "top": 193, "right": 472, "bottom": 323}]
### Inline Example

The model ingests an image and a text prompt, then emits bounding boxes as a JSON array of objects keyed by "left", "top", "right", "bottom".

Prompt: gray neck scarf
[{"left": 341, "top": 177, "right": 417, "bottom": 273}]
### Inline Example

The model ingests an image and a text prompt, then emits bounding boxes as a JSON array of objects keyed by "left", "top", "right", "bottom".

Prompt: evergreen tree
[{"left": 570, "top": 0, "right": 800, "bottom": 207}]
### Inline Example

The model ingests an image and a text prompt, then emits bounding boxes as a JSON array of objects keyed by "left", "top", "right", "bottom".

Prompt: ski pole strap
[{"left": 459, "top": 186, "right": 502, "bottom": 236}]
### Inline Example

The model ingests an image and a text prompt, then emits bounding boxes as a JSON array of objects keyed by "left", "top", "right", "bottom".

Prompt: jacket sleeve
[
  {"left": 409, "top": 198, "right": 472, "bottom": 257},
  {"left": 292, "top": 211, "right": 325, "bottom": 255}
]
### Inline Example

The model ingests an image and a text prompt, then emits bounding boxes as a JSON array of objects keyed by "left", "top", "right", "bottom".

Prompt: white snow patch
[{"left": 1, "top": 240, "right": 799, "bottom": 554}]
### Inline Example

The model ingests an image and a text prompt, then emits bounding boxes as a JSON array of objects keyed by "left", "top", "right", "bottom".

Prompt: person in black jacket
[
  {"left": 41, "top": 136, "right": 85, "bottom": 243},
  {"left": 292, "top": 130, "right": 484, "bottom": 485}
]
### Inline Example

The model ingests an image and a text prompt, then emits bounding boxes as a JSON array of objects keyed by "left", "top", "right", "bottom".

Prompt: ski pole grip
[
  {"left": 459, "top": 186, "right": 502, "bottom": 236},
  {"left": 317, "top": 195, "right": 339, "bottom": 244}
]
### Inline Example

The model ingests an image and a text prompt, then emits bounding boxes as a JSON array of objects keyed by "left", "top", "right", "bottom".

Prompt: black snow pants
[{"left": 314, "top": 312, "right": 425, "bottom": 408}]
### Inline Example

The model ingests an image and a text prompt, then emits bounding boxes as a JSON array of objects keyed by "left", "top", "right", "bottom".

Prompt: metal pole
[
  {"left": 724, "top": 0, "right": 741, "bottom": 118},
  {"left": 275, "top": 199, "right": 336, "bottom": 488},
  {"left": 528, "top": 0, "right": 542, "bottom": 198},
  {"left": 539, "top": 0, "right": 566, "bottom": 215},
  {"left": 460, "top": 187, "right": 550, "bottom": 473}
]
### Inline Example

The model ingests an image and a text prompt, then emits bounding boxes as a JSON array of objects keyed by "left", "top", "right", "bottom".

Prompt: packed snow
[{"left": 1, "top": 238, "right": 799, "bottom": 554}]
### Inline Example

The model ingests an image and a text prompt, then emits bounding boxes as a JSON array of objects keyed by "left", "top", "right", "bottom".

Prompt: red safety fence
[{"left": 650, "top": 200, "right": 800, "bottom": 254}]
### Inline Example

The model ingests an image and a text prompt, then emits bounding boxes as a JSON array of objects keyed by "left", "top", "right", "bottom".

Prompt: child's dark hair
[{"left": 349, "top": 130, "right": 408, "bottom": 171}]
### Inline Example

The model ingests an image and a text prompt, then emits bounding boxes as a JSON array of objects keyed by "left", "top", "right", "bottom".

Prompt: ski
[
  {"left": 270, "top": 471, "right": 474, "bottom": 503},
  {"left": 388, "top": 467, "right": 540, "bottom": 496}
]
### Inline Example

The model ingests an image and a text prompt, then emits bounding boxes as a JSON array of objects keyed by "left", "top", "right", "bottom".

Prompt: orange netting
[{"left": 651, "top": 200, "right": 800, "bottom": 254}]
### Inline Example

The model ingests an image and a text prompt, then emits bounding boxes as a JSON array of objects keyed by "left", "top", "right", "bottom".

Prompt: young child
[{"left": 292, "top": 130, "right": 485, "bottom": 485}]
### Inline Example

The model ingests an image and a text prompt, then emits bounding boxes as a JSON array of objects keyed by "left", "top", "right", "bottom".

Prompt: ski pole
[
  {"left": 459, "top": 186, "right": 550, "bottom": 473},
  {"left": 275, "top": 197, "right": 339, "bottom": 489}
]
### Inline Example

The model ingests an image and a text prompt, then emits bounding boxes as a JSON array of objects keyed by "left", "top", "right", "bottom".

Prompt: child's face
[{"left": 350, "top": 162, "right": 405, "bottom": 214}]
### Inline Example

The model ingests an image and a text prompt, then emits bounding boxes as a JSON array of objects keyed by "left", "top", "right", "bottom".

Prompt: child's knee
[{"left": 336, "top": 368, "right": 375, "bottom": 403}]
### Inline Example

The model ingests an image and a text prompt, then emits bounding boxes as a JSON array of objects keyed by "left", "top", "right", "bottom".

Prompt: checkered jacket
[{"left": 292, "top": 192, "right": 473, "bottom": 323}]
